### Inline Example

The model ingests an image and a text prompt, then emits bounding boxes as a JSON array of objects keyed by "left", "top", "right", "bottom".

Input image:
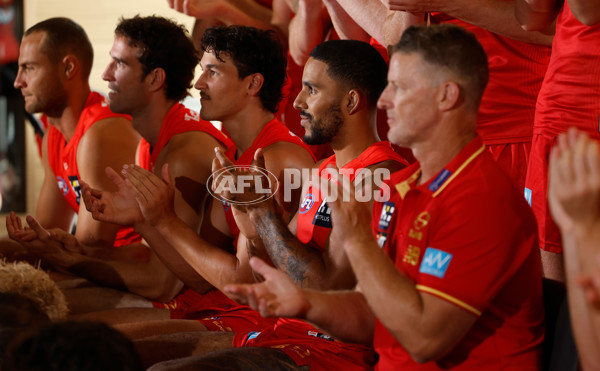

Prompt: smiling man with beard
[
  {"left": 7, "top": 16, "right": 236, "bottom": 315},
  {"left": 142, "top": 39, "right": 409, "bottom": 371}
]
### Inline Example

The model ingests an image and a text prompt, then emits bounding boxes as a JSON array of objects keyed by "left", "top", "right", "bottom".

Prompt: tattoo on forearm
[{"left": 253, "top": 210, "right": 322, "bottom": 286}]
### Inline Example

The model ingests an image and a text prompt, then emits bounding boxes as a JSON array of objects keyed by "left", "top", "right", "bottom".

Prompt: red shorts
[
  {"left": 153, "top": 288, "right": 277, "bottom": 334},
  {"left": 233, "top": 319, "right": 376, "bottom": 371},
  {"left": 524, "top": 133, "right": 562, "bottom": 253},
  {"left": 486, "top": 140, "right": 531, "bottom": 192}
]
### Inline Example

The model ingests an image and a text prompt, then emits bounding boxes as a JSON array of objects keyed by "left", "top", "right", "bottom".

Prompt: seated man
[
  {"left": 3, "top": 18, "right": 141, "bottom": 262},
  {"left": 136, "top": 39, "right": 407, "bottom": 369},
  {"left": 77, "top": 25, "right": 315, "bottom": 339},
  {"left": 6, "top": 16, "right": 232, "bottom": 314},
  {"left": 223, "top": 24, "right": 544, "bottom": 370}
]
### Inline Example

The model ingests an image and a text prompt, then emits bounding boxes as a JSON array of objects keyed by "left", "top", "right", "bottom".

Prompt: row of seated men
[{"left": 1, "top": 0, "right": 600, "bottom": 368}]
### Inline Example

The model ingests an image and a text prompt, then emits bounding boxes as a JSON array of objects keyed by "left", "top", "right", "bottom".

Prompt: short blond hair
[{"left": 0, "top": 260, "right": 68, "bottom": 320}]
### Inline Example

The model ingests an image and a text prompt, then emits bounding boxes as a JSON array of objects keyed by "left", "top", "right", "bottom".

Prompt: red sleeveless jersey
[
  {"left": 137, "top": 103, "right": 233, "bottom": 172},
  {"left": 46, "top": 92, "right": 139, "bottom": 247},
  {"left": 222, "top": 118, "right": 316, "bottom": 238},
  {"left": 261, "top": 141, "right": 406, "bottom": 369},
  {"left": 296, "top": 141, "right": 408, "bottom": 251}
]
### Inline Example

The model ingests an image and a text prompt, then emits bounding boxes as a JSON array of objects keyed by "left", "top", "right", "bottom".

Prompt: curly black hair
[
  {"left": 115, "top": 15, "right": 199, "bottom": 102},
  {"left": 201, "top": 26, "right": 287, "bottom": 113}
]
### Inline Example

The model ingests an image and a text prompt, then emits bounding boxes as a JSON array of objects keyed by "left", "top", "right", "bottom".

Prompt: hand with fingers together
[
  {"left": 225, "top": 256, "right": 311, "bottom": 318},
  {"left": 120, "top": 163, "right": 178, "bottom": 227},
  {"left": 548, "top": 128, "right": 600, "bottom": 235},
  {"left": 80, "top": 167, "right": 144, "bottom": 226}
]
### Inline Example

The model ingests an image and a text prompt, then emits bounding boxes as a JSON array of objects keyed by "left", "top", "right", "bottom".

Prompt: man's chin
[{"left": 303, "top": 135, "right": 327, "bottom": 146}]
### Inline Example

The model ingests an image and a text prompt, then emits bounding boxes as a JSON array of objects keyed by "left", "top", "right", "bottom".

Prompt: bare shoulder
[
  {"left": 366, "top": 158, "right": 407, "bottom": 174},
  {"left": 160, "top": 130, "right": 223, "bottom": 160},
  {"left": 77, "top": 117, "right": 139, "bottom": 182},
  {"left": 79, "top": 116, "right": 140, "bottom": 152},
  {"left": 261, "top": 141, "right": 316, "bottom": 172},
  {"left": 156, "top": 131, "right": 223, "bottom": 182}
]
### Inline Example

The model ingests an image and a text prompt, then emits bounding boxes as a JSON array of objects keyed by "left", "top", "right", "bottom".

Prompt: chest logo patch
[
  {"left": 419, "top": 247, "right": 452, "bottom": 278},
  {"left": 56, "top": 176, "right": 69, "bottom": 196},
  {"left": 414, "top": 211, "right": 430, "bottom": 231},
  {"left": 299, "top": 193, "right": 315, "bottom": 214}
]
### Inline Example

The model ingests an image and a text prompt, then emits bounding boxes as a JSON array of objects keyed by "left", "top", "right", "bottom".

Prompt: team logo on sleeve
[
  {"left": 67, "top": 176, "right": 81, "bottom": 204},
  {"left": 184, "top": 110, "right": 200, "bottom": 121},
  {"left": 299, "top": 193, "right": 315, "bottom": 214},
  {"left": 312, "top": 200, "right": 332, "bottom": 228},
  {"left": 419, "top": 247, "right": 452, "bottom": 278},
  {"left": 378, "top": 202, "right": 395, "bottom": 231},
  {"left": 56, "top": 176, "right": 69, "bottom": 196}
]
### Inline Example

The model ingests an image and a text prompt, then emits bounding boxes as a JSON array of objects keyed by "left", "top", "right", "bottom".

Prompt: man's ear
[
  {"left": 438, "top": 81, "right": 461, "bottom": 111},
  {"left": 147, "top": 67, "right": 166, "bottom": 92},
  {"left": 346, "top": 89, "right": 362, "bottom": 115},
  {"left": 247, "top": 73, "right": 264, "bottom": 96},
  {"left": 62, "top": 55, "right": 78, "bottom": 80}
]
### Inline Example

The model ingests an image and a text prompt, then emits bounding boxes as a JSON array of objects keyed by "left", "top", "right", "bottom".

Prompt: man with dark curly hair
[
  {"left": 74, "top": 25, "right": 315, "bottom": 348},
  {"left": 8, "top": 16, "right": 234, "bottom": 315},
  {"left": 2, "top": 17, "right": 141, "bottom": 268}
]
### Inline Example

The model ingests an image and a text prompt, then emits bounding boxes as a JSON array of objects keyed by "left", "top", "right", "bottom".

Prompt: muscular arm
[
  {"left": 548, "top": 129, "right": 600, "bottom": 370},
  {"left": 181, "top": 0, "right": 291, "bottom": 58},
  {"left": 515, "top": 0, "right": 562, "bottom": 31},
  {"left": 225, "top": 256, "right": 376, "bottom": 345},
  {"left": 562, "top": 233, "right": 600, "bottom": 370},
  {"left": 382, "top": 0, "right": 555, "bottom": 44},
  {"left": 320, "top": 0, "right": 371, "bottom": 42},
  {"left": 135, "top": 132, "right": 226, "bottom": 293},
  {"left": 288, "top": 0, "right": 331, "bottom": 65},
  {"left": 170, "top": 0, "right": 279, "bottom": 45},
  {"left": 323, "top": 0, "right": 394, "bottom": 45},
  {"left": 325, "top": 181, "right": 479, "bottom": 362},
  {"left": 249, "top": 161, "right": 402, "bottom": 291},
  {"left": 35, "top": 134, "right": 75, "bottom": 230},
  {"left": 75, "top": 117, "right": 140, "bottom": 251},
  {"left": 248, "top": 174, "right": 352, "bottom": 290},
  {"left": 568, "top": 0, "right": 600, "bottom": 25},
  {"left": 148, "top": 197, "right": 255, "bottom": 293},
  {"left": 338, "top": 225, "right": 477, "bottom": 362},
  {"left": 46, "top": 118, "right": 185, "bottom": 300},
  {"left": 442, "top": 0, "right": 555, "bottom": 44}
]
